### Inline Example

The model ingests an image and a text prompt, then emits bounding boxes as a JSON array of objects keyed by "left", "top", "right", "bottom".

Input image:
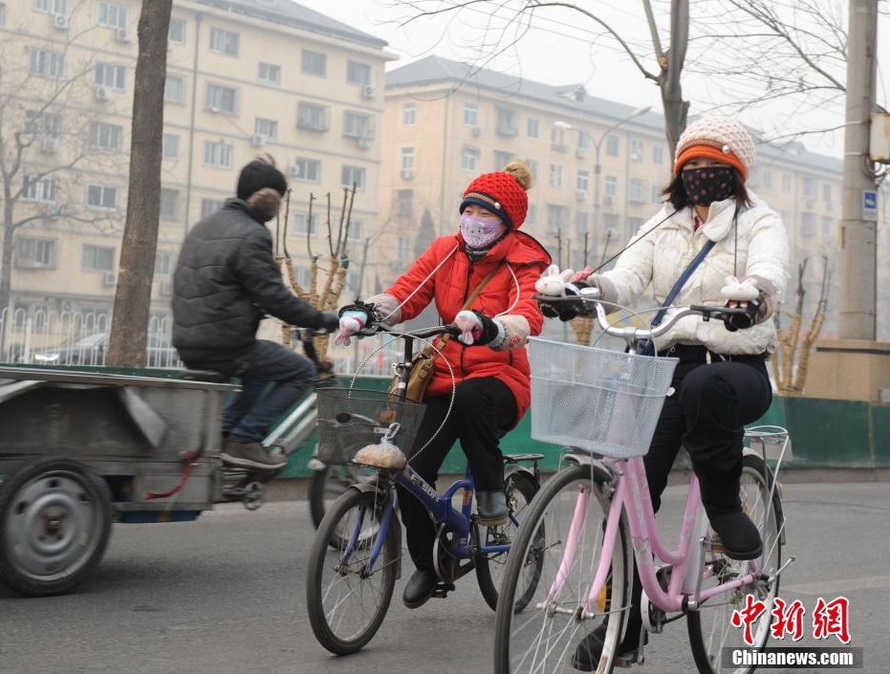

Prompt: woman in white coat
[{"left": 571, "top": 115, "right": 790, "bottom": 670}]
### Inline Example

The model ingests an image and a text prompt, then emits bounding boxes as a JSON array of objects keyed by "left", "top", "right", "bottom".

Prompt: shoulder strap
[{"left": 650, "top": 238, "right": 716, "bottom": 328}]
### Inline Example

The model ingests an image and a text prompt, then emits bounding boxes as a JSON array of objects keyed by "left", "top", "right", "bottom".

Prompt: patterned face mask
[
  {"left": 460, "top": 213, "right": 503, "bottom": 249},
  {"left": 681, "top": 166, "right": 735, "bottom": 206}
]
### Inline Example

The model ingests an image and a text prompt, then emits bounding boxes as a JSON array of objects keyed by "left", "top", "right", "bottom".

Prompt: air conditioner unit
[
  {"left": 356, "top": 136, "right": 371, "bottom": 149},
  {"left": 575, "top": 147, "right": 588, "bottom": 159},
  {"left": 40, "top": 137, "right": 60, "bottom": 154},
  {"left": 95, "top": 86, "right": 110, "bottom": 101},
  {"left": 575, "top": 189, "right": 587, "bottom": 201},
  {"left": 361, "top": 85, "right": 375, "bottom": 99},
  {"left": 103, "top": 271, "right": 118, "bottom": 287},
  {"left": 115, "top": 27, "right": 131, "bottom": 43},
  {"left": 400, "top": 169, "right": 414, "bottom": 181},
  {"left": 250, "top": 134, "right": 266, "bottom": 147},
  {"left": 52, "top": 13, "right": 69, "bottom": 30},
  {"left": 287, "top": 166, "right": 301, "bottom": 178},
  {"left": 471, "top": 126, "right": 481, "bottom": 137},
  {"left": 208, "top": 105, "right": 220, "bottom": 114}
]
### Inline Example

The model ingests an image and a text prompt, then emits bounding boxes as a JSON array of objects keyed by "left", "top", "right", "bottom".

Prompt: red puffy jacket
[{"left": 382, "top": 231, "right": 551, "bottom": 427}]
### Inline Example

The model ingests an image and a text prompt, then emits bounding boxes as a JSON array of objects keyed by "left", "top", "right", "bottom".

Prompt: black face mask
[{"left": 681, "top": 166, "right": 735, "bottom": 206}]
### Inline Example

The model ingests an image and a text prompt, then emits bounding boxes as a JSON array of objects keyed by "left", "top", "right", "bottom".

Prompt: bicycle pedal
[{"left": 431, "top": 582, "right": 456, "bottom": 599}]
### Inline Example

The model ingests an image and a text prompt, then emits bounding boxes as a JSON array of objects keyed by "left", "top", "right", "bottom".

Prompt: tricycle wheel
[{"left": 0, "top": 456, "right": 113, "bottom": 596}]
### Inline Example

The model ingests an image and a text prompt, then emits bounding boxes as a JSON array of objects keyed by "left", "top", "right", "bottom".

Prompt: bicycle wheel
[
  {"left": 476, "top": 470, "right": 540, "bottom": 611},
  {"left": 306, "top": 487, "right": 399, "bottom": 654},
  {"left": 687, "top": 453, "right": 784, "bottom": 674},
  {"left": 494, "top": 462, "right": 631, "bottom": 674}
]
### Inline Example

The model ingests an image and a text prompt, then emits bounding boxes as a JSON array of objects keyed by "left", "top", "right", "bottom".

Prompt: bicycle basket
[
  {"left": 528, "top": 338, "right": 678, "bottom": 459},
  {"left": 315, "top": 388, "right": 427, "bottom": 465}
]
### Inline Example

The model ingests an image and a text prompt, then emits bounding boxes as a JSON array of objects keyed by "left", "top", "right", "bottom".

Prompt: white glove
[{"left": 334, "top": 311, "right": 367, "bottom": 347}]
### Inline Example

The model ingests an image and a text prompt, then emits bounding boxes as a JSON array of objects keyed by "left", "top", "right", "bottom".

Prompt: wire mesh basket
[
  {"left": 315, "top": 388, "right": 427, "bottom": 465},
  {"left": 528, "top": 338, "right": 678, "bottom": 459}
]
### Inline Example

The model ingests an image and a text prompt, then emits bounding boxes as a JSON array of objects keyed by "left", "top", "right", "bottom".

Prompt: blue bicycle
[{"left": 305, "top": 323, "right": 543, "bottom": 655}]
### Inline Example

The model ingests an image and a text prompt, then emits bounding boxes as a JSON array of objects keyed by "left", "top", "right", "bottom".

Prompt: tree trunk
[
  {"left": 106, "top": 0, "right": 172, "bottom": 367},
  {"left": 660, "top": 0, "right": 690, "bottom": 156}
]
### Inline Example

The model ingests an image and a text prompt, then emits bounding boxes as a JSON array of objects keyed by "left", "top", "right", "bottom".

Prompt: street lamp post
[{"left": 558, "top": 105, "right": 651, "bottom": 265}]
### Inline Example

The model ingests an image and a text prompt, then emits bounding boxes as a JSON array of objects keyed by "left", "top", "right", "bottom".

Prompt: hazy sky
[{"left": 295, "top": 0, "right": 890, "bottom": 159}]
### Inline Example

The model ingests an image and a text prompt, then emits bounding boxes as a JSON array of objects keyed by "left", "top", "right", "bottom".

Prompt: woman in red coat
[{"left": 336, "top": 161, "right": 551, "bottom": 609}]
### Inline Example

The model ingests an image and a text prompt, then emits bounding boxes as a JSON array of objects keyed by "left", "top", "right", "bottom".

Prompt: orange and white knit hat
[{"left": 673, "top": 115, "right": 755, "bottom": 181}]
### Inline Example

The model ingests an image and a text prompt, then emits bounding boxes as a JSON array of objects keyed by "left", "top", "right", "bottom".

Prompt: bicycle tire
[
  {"left": 687, "top": 453, "right": 784, "bottom": 674},
  {"left": 306, "top": 487, "right": 398, "bottom": 655},
  {"left": 307, "top": 462, "right": 359, "bottom": 530},
  {"left": 476, "top": 470, "right": 541, "bottom": 611},
  {"left": 494, "top": 462, "right": 631, "bottom": 674}
]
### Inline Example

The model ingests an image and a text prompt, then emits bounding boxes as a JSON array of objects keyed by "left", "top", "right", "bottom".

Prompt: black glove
[
  {"left": 454, "top": 310, "right": 501, "bottom": 346},
  {"left": 320, "top": 310, "right": 340, "bottom": 333},
  {"left": 556, "top": 280, "right": 592, "bottom": 322},
  {"left": 723, "top": 298, "right": 762, "bottom": 332}
]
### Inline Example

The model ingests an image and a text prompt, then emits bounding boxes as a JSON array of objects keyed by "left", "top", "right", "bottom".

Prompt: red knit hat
[{"left": 459, "top": 161, "right": 533, "bottom": 229}]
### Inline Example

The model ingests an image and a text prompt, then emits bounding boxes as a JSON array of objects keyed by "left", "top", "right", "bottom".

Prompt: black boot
[
  {"left": 696, "top": 457, "right": 762, "bottom": 561},
  {"left": 402, "top": 567, "right": 439, "bottom": 609},
  {"left": 572, "top": 620, "right": 644, "bottom": 671}
]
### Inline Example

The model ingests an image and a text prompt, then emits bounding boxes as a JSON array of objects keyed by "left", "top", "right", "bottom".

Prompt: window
[
  {"left": 35, "top": 0, "right": 68, "bottom": 13},
  {"left": 209, "top": 27, "right": 239, "bottom": 56},
  {"left": 628, "top": 178, "right": 647, "bottom": 203},
  {"left": 293, "top": 157, "right": 321, "bottom": 182},
  {"left": 630, "top": 138, "right": 644, "bottom": 162},
  {"left": 155, "top": 251, "right": 172, "bottom": 276},
  {"left": 604, "top": 176, "right": 618, "bottom": 204},
  {"left": 203, "top": 140, "right": 233, "bottom": 169},
  {"left": 293, "top": 265, "right": 310, "bottom": 287},
  {"left": 297, "top": 102, "right": 328, "bottom": 131},
  {"left": 652, "top": 184, "right": 664, "bottom": 203},
  {"left": 16, "top": 237, "right": 55, "bottom": 269},
  {"left": 461, "top": 146, "right": 480, "bottom": 172},
  {"left": 524, "top": 159, "right": 539, "bottom": 179},
  {"left": 400, "top": 147, "right": 415, "bottom": 173},
  {"left": 22, "top": 175, "right": 57, "bottom": 203},
  {"left": 301, "top": 49, "right": 326, "bottom": 76},
  {"left": 160, "top": 188, "right": 180, "bottom": 219},
  {"left": 25, "top": 110, "right": 62, "bottom": 139},
  {"left": 94, "top": 63, "right": 126, "bottom": 90},
  {"left": 258, "top": 62, "right": 280, "bottom": 84},
  {"left": 627, "top": 217, "right": 645, "bottom": 240},
  {"left": 346, "top": 60, "right": 371, "bottom": 85},
  {"left": 574, "top": 211, "right": 589, "bottom": 238},
  {"left": 802, "top": 176, "right": 816, "bottom": 204},
  {"left": 341, "top": 165, "right": 365, "bottom": 190},
  {"left": 525, "top": 205, "right": 537, "bottom": 226},
  {"left": 168, "top": 17, "right": 186, "bottom": 44},
  {"left": 254, "top": 118, "right": 278, "bottom": 140},
  {"left": 402, "top": 103, "right": 416, "bottom": 126},
  {"left": 396, "top": 236, "right": 411, "bottom": 265},
  {"left": 89, "top": 121, "right": 124, "bottom": 150},
  {"left": 526, "top": 118, "right": 539, "bottom": 139},
  {"left": 82, "top": 244, "right": 115, "bottom": 272},
  {"left": 86, "top": 183, "right": 118, "bottom": 209},
  {"left": 577, "top": 131, "right": 592, "bottom": 151},
  {"left": 463, "top": 103, "right": 479, "bottom": 128},
  {"left": 550, "top": 125, "right": 567, "bottom": 150},
  {"left": 162, "top": 133, "right": 180, "bottom": 159},
  {"left": 97, "top": 2, "right": 128, "bottom": 29},
  {"left": 293, "top": 212, "right": 319, "bottom": 234},
  {"left": 576, "top": 170, "right": 590, "bottom": 193},
  {"left": 496, "top": 107, "right": 517, "bottom": 136},
  {"left": 761, "top": 169, "right": 773, "bottom": 189},
  {"left": 823, "top": 183, "right": 833, "bottom": 207},
  {"left": 164, "top": 75, "right": 184, "bottom": 103},
  {"left": 603, "top": 213, "right": 620, "bottom": 233},
  {"left": 801, "top": 212, "right": 816, "bottom": 238},
  {"left": 29, "top": 48, "right": 64, "bottom": 79},
  {"left": 396, "top": 189, "right": 413, "bottom": 218},
  {"left": 652, "top": 144, "right": 665, "bottom": 164},
  {"left": 0, "top": 3, "right": 6, "bottom": 26},
  {"left": 343, "top": 111, "right": 371, "bottom": 138},
  {"left": 606, "top": 135, "right": 620, "bottom": 157},
  {"left": 821, "top": 216, "right": 834, "bottom": 237},
  {"left": 494, "top": 151, "right": 514, "bottom": 169},
  {"left": 348, "top": 219, "right": 363, "bottom": 241},
  {"left": 546, "top": 204, "right": 566, "bottom": 235},
  {"left": 781, "top": 174, "right": 792, "bottom": 194},
  {"left": 205, "top": 83, "right": 237, "bottom": 113},
  {"left": 549, "top": 164, "right": 564, "bottom": 189},
  {"left": 200, "top": 198, "right": 222, "bottom": 218}
]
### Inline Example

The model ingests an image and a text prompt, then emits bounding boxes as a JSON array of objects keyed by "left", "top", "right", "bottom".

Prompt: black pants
[
  {"left": 398, "top": 377, "right": 517, "bottom": 570},
  {"left": 624, "top": 346, "right": 772, "bottom": 638}
]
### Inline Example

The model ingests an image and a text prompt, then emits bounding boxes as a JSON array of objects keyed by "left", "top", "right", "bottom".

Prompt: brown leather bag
[{"left": 388, "top": 265, "right": 500, "bottom": 402}]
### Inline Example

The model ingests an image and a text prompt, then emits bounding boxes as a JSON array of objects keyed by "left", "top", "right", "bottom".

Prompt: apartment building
[
  {"left": 0, "top": 0, "right": 392, "bottom": 356},
  {"left": 380, "top": 56, "right": 847, "bottom": 336}
]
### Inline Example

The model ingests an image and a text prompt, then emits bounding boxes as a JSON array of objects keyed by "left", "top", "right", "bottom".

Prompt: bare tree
[
  {"left": 106, "top": 0, "right": 172, "bottom": 367},
  {"left": 0, "top": 24, "right": 122, "bottom": 354}
]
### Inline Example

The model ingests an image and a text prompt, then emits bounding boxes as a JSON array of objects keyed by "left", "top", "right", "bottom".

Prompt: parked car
[{"left": 32, "top": 332, "right": 181, "bottom": 368}]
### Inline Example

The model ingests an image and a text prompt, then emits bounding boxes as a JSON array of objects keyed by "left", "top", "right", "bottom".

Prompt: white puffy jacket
[{"left": 593, "top": 193, "right": 790, "bottom": 355}]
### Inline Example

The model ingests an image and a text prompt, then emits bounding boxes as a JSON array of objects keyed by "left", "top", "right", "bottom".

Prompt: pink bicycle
[{"left": 493, "top": 298, "right": 792, "bottom": 674}]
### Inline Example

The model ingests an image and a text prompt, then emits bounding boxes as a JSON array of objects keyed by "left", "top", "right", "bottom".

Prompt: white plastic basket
[{"left": 528, "top": 338, "right": 678, "bottom": 458}]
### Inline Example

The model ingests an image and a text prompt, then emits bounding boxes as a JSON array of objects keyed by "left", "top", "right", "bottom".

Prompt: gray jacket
[{"left": 172, "top": 198, "right": 327, "bottom": 364}]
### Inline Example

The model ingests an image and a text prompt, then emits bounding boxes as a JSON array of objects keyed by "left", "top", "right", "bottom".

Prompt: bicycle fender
[{"left": 347, "top": 482, "right": 404, "bottom": 578}]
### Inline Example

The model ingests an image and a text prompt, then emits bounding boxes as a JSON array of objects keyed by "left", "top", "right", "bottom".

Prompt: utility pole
[{"left": 838, "top": 0, "right": 878, "bottom": 339}]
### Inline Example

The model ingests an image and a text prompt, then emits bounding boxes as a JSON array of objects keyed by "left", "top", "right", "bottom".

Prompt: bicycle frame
[{"left": 550, "top": 456, "right": 760, "bottom": 620}]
